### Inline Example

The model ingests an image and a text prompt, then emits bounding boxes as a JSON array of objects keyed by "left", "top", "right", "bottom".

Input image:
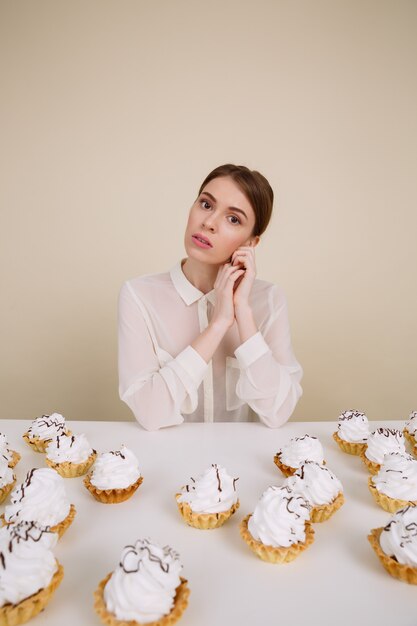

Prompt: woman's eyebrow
[{"left": 200, "top": 191, "right": 248, "bottom": 219}]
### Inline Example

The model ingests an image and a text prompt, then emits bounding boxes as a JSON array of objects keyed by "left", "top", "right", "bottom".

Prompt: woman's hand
[
  {"left": 230, "top": 245, "right": 257, "bottom": 311},
  {"left": 210, "top": 263, "right": 246, "bottom": 329}
]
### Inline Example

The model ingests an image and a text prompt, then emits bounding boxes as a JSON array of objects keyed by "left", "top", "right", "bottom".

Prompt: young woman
[{"left": 118, "top": 164, "right": 303, "bottom": 430}]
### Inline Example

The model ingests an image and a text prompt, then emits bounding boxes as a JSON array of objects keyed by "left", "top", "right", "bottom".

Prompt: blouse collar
[{"left": 170, "top": 259, "right": 216, "bottom": 306}]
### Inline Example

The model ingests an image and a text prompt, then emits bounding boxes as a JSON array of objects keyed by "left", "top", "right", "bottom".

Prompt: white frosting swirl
[
  {"left": 405, "top": 410, "right": 417, "bottom": 435},
  {"left": 0, "top": 433, "right": 13, "bottom": 464},
  {"left": 176, "top": 464, "right": 238, "bottom": 513},
  {"left": 379, "top": 505, "right": 417, "bottom": 566},
  {"left": 27, "top": 413, "right": 67, "bottom": 440},
  {"left": 365, "top": 428, "right": 406, "bottom": 464},
  {"left": 279, "top": 435, "right": 324, "bottom": 469},
  {"left": 285, "top": 460, "right": 343, "bottom": 506},
  {"left": 373, "top": 452, "right": 417, "bottom": 500},
  {"left": 0, "top": 521, "right": 58, "bottom": 607},
  {"left": 104, "top": 538, "right": 182, "bottom": 623},
  {"left": 337, "top": 410, "right": 369, "bottom": 443},
  {"left": 90, "top": 446, "right": 141, "bottom": 489},
  {"left": 4, "top": 468, "right": 71, "bottom": 527},
  {"left": 46, "top": 433, "right": 95, "bottom": 464},
  {"left": 248, "top": 485, "right": 311, "bottom": 547},
  {"left": 0, "top": 456, "right": 14, "bottom": 489}
]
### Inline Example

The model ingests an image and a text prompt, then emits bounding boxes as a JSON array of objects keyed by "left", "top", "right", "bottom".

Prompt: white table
[{"left": 0, "top": 419, "right": 414, "bottom": 626}]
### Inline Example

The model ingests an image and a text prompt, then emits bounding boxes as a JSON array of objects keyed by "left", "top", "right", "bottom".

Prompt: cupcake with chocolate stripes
[
  {"left": 368, "top": 452, "right": 417, "bottom": 512},
  {"left": 332, "top": 409, "right": 369, "bottom": 455},
  {"left": 274, "top": 434, "right": 325, "bottom": 476},
  {"left": 94, "top": 538, "right": 189, "bottom": 626},
  {"left": 23, "top": 413, "right": 70, "bottom": 453},
  {"left": 240, "top": 485, "right": 314, "bottom": 563},
  {"left": 0, "top": 521, "right": 64, "bottom": 625},
  {"left": 45, "top": 432, "right": 96, "bottom": 478},
  {"left": 84, "top": 445, "right": 143, "bottom": 503},
  {"left": 361, "top": 428, "right": 406, "bottom": 474},
  {"left": 176, "top": 464, "right": 239, "bottom": 529}
]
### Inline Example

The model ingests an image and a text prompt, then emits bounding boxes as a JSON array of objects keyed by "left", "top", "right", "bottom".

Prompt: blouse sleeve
[
  {"left": 233, "top": 285, "right": 303, "bottom": 428},
  {"left": 118, "top": 282, "right": 208, "bottom": 431}
]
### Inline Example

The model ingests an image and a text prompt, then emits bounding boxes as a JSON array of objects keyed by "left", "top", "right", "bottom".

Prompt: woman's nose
[{"left": 202, "top": 215, "right": 216, "bottom": 232}]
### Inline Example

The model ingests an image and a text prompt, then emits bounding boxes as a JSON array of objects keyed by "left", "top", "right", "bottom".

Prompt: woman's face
[{"left": 184, "top": 176, "right": 259, "bottom": 265}]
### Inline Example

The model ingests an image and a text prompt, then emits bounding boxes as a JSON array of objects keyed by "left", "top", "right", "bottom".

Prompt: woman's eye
[
  {"left": 200, "top": 200, "right": 211, "bottom": 209},
  {"left": 228, "top": 215, "right": 241, "bottom": 225}
]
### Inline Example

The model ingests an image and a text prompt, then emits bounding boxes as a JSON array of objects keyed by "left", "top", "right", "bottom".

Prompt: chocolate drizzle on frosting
[
  {"left": 0, "top": 521, "right": 53, "bottom": 569},
  {"left": 120, "top": 539, "right": 179, "bottom": 575}
]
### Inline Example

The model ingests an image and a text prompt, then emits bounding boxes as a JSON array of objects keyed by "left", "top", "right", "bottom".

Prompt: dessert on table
[
  {"left": 84, "top": 445, "right": 143, "bottom": 503},
  {"left": 94, "top": 537, "right": 190, "bottom": 626},
  {"left": 0, "top": 520, "right": 64, "bottom": 625},
  {"left": 274, "top": 434, "right": 325, "bottom": 476},
  {"left": 403, "top": 410, "right": 417, "bottom": 447},
  {"left": 3, "top": 467, "right": 76, "bottom": 538},
  {"left": 22, "top": 413, "right": 70, "bottom": 453},
  {"left": 332, "top": 409, "right": 369, "bottom": 455},
  {"left": 361, "top": 428, "right": 406, "bottom": 474},
  {"left": 0, "top": 432, "right": 21, "bottom": 468},
  {"left": 240, "top": 485, "right": 314, "bottom": 563},
  {"left": 0, "top": 455, "right": 16, "bottom": 505},
  {"left": 368, "top": 452, "right": 417, "bottom": 512},
  {"left": 175, "top": 463, "right": 239, "bottom": 529},
  {"left": 368, "top": 504, "right": 417, "bottom": 584},
  {"left": 285, "top": 460, "right": 345, "bottom": 522},
  {"left": 45, "top": 432, "right": 97, "bottom": 477}
]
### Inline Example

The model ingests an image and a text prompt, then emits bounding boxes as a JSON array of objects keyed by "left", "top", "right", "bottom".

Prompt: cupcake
[
  {"left": 0, "top": 432, "right": 21, "bottom": 468},
  {"left": 0, "top": 521, "right": 64, "bottom": 625},
  {"left": 94, "top": 538, "right": 190, "bottom": 626},
  {"left": 84, "top": 446, "right": 143, "bottom": 503},
  {"left": 361, "top": 428, "right": 406, "bottom": 474},
  {"left": 45, "top": 432, "right": 97, "bottom": 477},
  {"left": 285, "top": 460, "right": 344, "bottom": 522},
  {"left": 22, "top": 413, "right": 70, "bottom": 452},
  {"left": 332, "top": 409, "right": 369, "bottom": 455},
  {"left": 368, "top": 452, "right": 417, "bottom": 512},
  {"left": 175, "top": 464, "right": 239, "bottom": 529},
  {"left": 274, "top": 434, "right": 325, "bottom": 476},
  {"left": 240, "top": 485, "right": 314, "bottom": 563},
  {"left": 368, "top": 504, "right": 417, "bottom": 584},
  {"left": 3, "top": 468, "right": 76, "bottom": 538},
  {"left": 404, "top": 410, "right": 417, "bottom": 446},
  {"left": 0, "top": 456, "right": 16, "bottom": 505}
]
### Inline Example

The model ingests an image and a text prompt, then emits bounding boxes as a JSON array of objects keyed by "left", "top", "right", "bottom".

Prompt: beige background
[{"left": 1, "top": 0, "right": 416, "bottom": 424}]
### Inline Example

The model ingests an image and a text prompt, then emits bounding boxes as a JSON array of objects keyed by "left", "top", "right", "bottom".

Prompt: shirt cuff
[
  {"left": 234, "top": 331, "right": 270, "bottom": 369},
  {"left": 175, "top": 345, "right": 209, "bottom": 387}
]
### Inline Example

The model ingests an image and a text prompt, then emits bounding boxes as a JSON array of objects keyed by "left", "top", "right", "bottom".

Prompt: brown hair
[{"left": 197, "top": 164, "right": 274, "bottom": 237}]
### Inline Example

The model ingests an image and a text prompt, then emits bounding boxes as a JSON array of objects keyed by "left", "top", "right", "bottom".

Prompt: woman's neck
[{"left": 181, "top": 257, "right": 219, "bottom": 294}]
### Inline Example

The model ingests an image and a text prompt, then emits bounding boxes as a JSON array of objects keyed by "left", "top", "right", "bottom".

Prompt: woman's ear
[{"left": 246, "top": 236, "right": 260, "bottom": 248}]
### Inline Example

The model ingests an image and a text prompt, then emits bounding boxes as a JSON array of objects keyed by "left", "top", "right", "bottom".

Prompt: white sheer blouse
[{"left": 118, "top": 259, "right": 303, "bottom": 430}]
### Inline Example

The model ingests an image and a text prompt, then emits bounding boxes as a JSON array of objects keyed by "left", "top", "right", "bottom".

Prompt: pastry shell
[
  {"left": 239, "top": 514, "right": 314, "bottom": 563},
  {"left": 0, "top": 478, "right": 16, "bottom": 505},
  {"left": 368, "top": 527, "right": 417, "bottom": 584},
  {"left": 0, "top": 561, "right": 64, "bottom": 626},
  {"left": 45, "top": 451, "right": 97, "bottom": 478},
  {"left": 360, "top": 448, "right": 380, "bottom": 475},
  {"left": 310, "top": 491, "right": 345, "bottom": 523},
  {"left": 175, "top": 494, "right": 239, "bottom": 529},
  {"left": 22, "top": 430, "right": 72, "bottom": 453},
  {"left": 332, "top": 431, "right": 367, "bottom": 456},
  {"left": 1, "top": 503, "right": 76, "bottom": 539},
  {"left": 94, "top": 573, "right": 190, "bottom": 626},
  {"left": 368, "top": 476, "right": 417, "bottom": 513},
  {"left": 273, "top": 452, "right": 326, "bottom": 477},
  {"left": 84, "top": 473, "right": 143, "bottom": 504}
]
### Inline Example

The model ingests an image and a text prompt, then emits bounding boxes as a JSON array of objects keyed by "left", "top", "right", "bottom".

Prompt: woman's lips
[{"left": 192, "top": 235, "right": 212, "bottom": 249}]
